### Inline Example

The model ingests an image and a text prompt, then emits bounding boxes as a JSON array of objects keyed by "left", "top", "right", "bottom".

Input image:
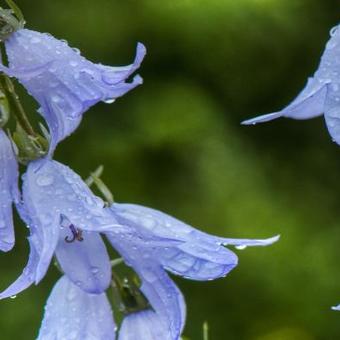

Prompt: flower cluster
[{"left": 0, "top": 2, "right": 279, "bottom": 340}]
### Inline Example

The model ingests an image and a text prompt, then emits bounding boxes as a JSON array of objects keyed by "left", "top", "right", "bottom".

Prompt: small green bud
[{"left": 12, "top": 123, "right": 48, "bottom": 164}]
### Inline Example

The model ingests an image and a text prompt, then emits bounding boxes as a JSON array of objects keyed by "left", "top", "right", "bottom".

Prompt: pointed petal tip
[
  {"left": 264, "top": 234, "right": 281, "bottom": 245},
  {"left": 241, "top": 118, "right": 258, "bottom": 125},
  {"left": 332, "top": 304, "right": 340, "bottom": 311},
  {"left": 137, "top": 42, "right": 147, "bottom": 56},
  {"left": 241, "top": 111, "right": 284, "bottom": 125}
]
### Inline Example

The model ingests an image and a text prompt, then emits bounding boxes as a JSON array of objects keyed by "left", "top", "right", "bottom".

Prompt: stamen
[{"left": 65, "top": 224, "right": 84, "bottom": 243}]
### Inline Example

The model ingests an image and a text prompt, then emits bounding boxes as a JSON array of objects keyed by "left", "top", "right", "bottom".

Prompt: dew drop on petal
[
  {"left": 90, "top": 266, "right": 99, "bottom": 274},
  {"left": 235, "top": 245, "right": 247, "bottom": 250},
  {"left": 104, "top": 98, "right": 115, "bottom": 104},
  {"left": 330, "top": 26, "right": 339, "bottom": 37},
  {"left": 36, "top": 174, "right": 54, "bottom": 187},
  {"left": 0, "top": 220, "right": 6, "bottom": 229},
  {"left": 30, "top": 37, "right": 41, "bottom": 44}
]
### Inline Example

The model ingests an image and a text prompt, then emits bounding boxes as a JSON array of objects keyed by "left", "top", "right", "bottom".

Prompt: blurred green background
[{"left": 1, "top": 0, "right": 340, "bottom": 339}]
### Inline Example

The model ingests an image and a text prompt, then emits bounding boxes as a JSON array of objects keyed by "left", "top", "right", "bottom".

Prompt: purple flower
[
  {"left": 0, "top": 158, "right": 278, "bottom": 338},
  {"left": 118, "top": 310, "right": 176, "bottom": 340},
  {"left": 0, "top": 129, "right": 19, "bottom": 252},
  {"left": 1, "top": 159, "right": 116, "bottom": 297},
  {"left": 38, "top": 275, "right": 116, "bottom": 340},
  {"left": 242, "top": 25, "right": 340, "bottom": 144},
  {"left": 0, "top": 28, "right": 146, "bottom": 155}
]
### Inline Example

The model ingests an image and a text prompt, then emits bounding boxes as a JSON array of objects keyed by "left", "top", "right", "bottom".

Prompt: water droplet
[
  {"left": 52, "top": 95, "right": 61, "bottom": 103},
  {"left": 235, "top": 245, "right": 247, "bottom": 250},
  {"left": 330, "top": 25, "right": 339, "bottom": 37},
  {"left": 104, "top": 98, "right": 115, "bottom": 104},
  {"left": 72, "top": 48, "right": 81, "bottom": 55},
  {"left": 31, "top": 37, "right": 41, "bottom": 44},
  {"left": 36, "top": 174, "right": 54, "bottom": 187},
  {"left": 90, "top": 267, "right": 99, "bottom": 274},
  {"left": 67, "top": 289, "right": 77, "bottom": 301}
]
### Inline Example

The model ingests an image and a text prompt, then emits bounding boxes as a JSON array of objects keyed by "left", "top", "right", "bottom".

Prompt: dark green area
[{"left": 0, "top": 0, "right": 339, "bottom": 339}]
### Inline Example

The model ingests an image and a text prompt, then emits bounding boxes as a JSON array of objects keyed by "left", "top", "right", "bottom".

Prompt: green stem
[{"left": 2, "top": 75, "right": 36, "bottom": 136}]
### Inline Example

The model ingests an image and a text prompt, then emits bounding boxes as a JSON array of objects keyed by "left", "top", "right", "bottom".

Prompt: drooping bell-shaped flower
[
  {"left": 242, "top": 24, "right": 340, "bottom": 145},
  {"left": 38, "top": 275, "right": 116, "bottom": 340},
  {"left": 107, "top": 204, "right": 278, "bottom": 339},
  {"left": 1, "top": 158, "right": 278, "bottom": 339},
  {"left": 1, "top": 158, "right": 117, "bottom": 298},
  {"left": 0, "top": 129, "right": 19, "bottom": 252},
  {"left": 0, "top": 28, "right": 146, "bottom": 155}
]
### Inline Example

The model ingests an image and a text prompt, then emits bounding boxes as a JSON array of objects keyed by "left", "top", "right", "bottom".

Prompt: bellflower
[
  {"left": 0, "top": 129, "right": 19, "bottom": 252},
  {"left": 0, "top": 28, "right": 146, "bottom": 155},
  {"left": 38, "top": 275, "right": 116, "bottom": 340},
  {"left": 242, "top": 25, "right": 340, "bottom": 145},
  {"left": 0, "top": 158, "right": 278, "bottom": 339},
  {"left": 118, "top": 310, "right": 174, "bottom": 340}
]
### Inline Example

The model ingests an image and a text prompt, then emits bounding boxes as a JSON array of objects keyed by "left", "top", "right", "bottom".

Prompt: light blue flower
[
  {"left": 242, "top": 25, "right": 340, "bottom": 145},
  {"left": 38, "top": 275, "right": 116, "bottom": 340},
  {"left": 118, "top": 309, "right": 176, "bottom": 340},
  {"left": 0, "top": 129, "right": 19, "bottom": 252},
  {"left": 1, "top": 159, "right": 116, "bottom": 297},
  {"left": 0, "top": 158, "right": 278, "bottom": 339},
  {"left": 0, "top": 28, "right": 146, "bottom": 155}
]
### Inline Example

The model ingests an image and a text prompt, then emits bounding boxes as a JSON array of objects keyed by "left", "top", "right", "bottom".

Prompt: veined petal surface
[
  {"left": 38, "top": 276, "right": 116, "bottom": 340},
  {"left": 3, "top": 29, "right": 146, "bottom": 155}
]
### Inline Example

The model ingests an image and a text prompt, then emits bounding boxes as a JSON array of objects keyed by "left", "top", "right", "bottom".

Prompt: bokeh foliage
[{"left": 0, "top": 0, "right": 339, "bottom": 339}]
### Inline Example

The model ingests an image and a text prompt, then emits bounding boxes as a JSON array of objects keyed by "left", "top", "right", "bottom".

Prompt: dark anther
[{"left": 65, "top": 224, "right": 84, "bottom": 243}]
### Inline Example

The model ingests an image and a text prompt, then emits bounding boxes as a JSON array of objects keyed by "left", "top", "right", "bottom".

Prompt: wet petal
[
  {"left": 119, "top": 310, "right": 172, "bottom": 340},
  {"left": 0, "top": 130, "right": 19, "bottom": 251},
  {"left": 23, "top": 159, "right": 116, "bottom": 233},
  {"left": 110, "top": 203, "right": 277, "bottom": 280},
  {"left": 55, "top": 230, "right": 111, "bottom": 294},
  {"left": 0, "top": 236, "right": 48, "bottom": 299},
  {"left": 3, "top": 29, "right": 146, "bottom": 155},
  {"left": 106, "top": 232, "right": 185, "bottom": 339},
  {"left": 242, "top": 79, "right": 328, "bottom": 125},
  {"left": 324, "top": 88, "right": 340, "bottom": 144},
  {"left": 38, "top": 276, "right": 116, "bottom": 340}
]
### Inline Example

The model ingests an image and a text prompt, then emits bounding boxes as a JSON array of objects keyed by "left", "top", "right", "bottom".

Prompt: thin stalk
[
  {"left": 5, "top": 0, "right": 25, "bottom": 26},
  {"left": 2, "top": 75, "right": 36, "bottom": 136}
]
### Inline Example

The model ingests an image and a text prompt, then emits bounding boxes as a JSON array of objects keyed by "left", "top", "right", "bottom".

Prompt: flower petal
[
  {"left": 23, "top": 159, "right": 116, "bottom": 233},
  {"left": 38, "top": 276, "right": 116, "bottom": 340},
  {"left": 324, "top": 88, "right": 340, "bottom": 144},
  {"left": 332, "top": 304, "right": 340, "bottom": 311},
  {"left": 55, "top": 230, "right": 111, "bottom": 294},
  {"left": 242, "top": 79, "right": 328, "bottom": 125},
  {"left": 0, "top": 234, "right": 42, "bottom": 299},
  {"left": 4, "top": 29, "right": 146, "bottom": 155},
  {"left": 119, "top": 310, "right": 172, "bottom": 340},
  {"left": 110, "top": 204, "right": 277, "bottom": 280},
  {"left": 106, "top": 232, "right": 185, "bottom": 339},
  {"left": 0, "top": 130, "right": 19, "bottom": 251}
]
